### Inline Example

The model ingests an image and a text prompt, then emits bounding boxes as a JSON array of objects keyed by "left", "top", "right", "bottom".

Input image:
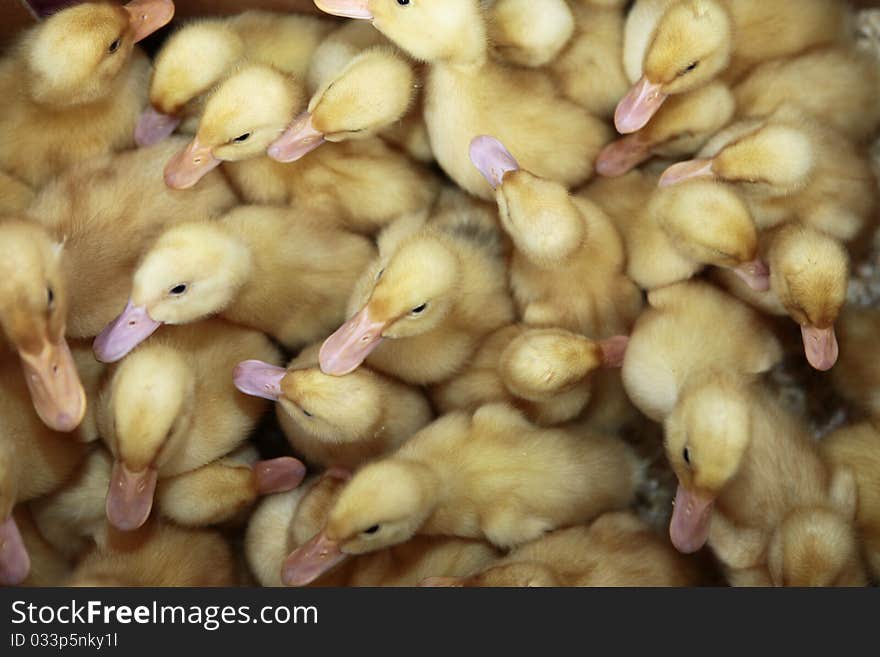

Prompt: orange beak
[
  {"left": 124, "top": 0, "right": 175, "bottom": 44},
  {"left": 19, "top": 336, "right": 86, "bottom": 433}
]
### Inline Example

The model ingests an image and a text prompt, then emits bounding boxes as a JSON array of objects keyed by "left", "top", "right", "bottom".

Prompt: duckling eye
[
  {"left": 397, "top": 0, "right": 410, "bottom": 5},
  {"left": 302, "top": 408, "right": 313, "bottom": 418},
  {"left": 231, "top": 133, "right": 251, "bottom": 144},
  {"left": 108, "top": 38, "right": 122, "bottom": 54},
  {"left": 410, "top": 303, "right": 428, "bottom": 316},
  {"left": 683, "top": 447, "right": 691, "bottom": 465},
  {"left": 169, "top": 284, "right": 188, "bottom": 296},
  {"left": 47, "top": 287, "right": 54, "bottom": 309},
  {"left": 680, "top": 62, "right": 699, "bottom": 76},
  {"left": 363, "top": 525, "right": 381, "bottom": 535}
]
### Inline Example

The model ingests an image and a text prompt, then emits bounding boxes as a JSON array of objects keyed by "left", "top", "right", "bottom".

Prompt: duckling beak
[
  {"left": 106, "top": 461, "right": 158, "bottom": 532},
  {"left": 124, "top": 0, "right": 176, "bottom": 44},
  {"left": 19, "top": 336, "right": 86, "bottom": 433},
  {"left": 669, "top": 484, "right": 714, "bottom": 554},
  {"left": 135, "top": 106, "right": 181, "bottom": 147},
  {"left": 802, "top": 325, "right": 839, "bottom": 372},
  {"left": 614, "top": 77, "right": 668, "bottom": 134},
  {"left": 281, "top": 530, "right": 348, "bottom": 586},
  {"left": 233, "top": 360, "right": 287, "bottom": 401},
  {"left": 268, "top": 112, "right": 326, "bottom": 163},
  {"left": 596, "top": 133, "right": 653, "bottom": 177},
  {"left": 0, "top": 515, "right": 30, "bottom": 586},
  {"left": 658, "top": 158, "right": 716, "bottom": 187},
  {"left": 732, "top": 259, "right": 771, "bottom": 292},
  {"left": 319, "top": 307, "right": 387, "bottom": 376},
  {"left": 313, "top": 0, "right": 373, "bottom": 20},
  {"left": 420, "top": 576, "right": 466, "bottom": 587},
  {"left": 469, "top": 135, "right": 520, "bottom": 189},
  {"left": 164, "top": 137, "right": 221, "bottom": 190},
  {"left": 599, "top": 336, "right": 630, "bottom": 368},
  {"left": 254, "top": 457, "right": 307, "bottom": 495},
  {"left": 93, "top": 300, "right": 162, "bottom": 363}
]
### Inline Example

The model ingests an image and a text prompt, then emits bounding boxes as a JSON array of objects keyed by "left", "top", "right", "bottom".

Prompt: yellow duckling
[
  {"left": 422, "top": 512, "right": 706, "bottom": 587},
  {"left": 315, "top": 0, "right": 611, "bottom": 200},
  {"left": 96, "top": 321, "right": 289, "bottom": 531},
  {"left": 471, "top": 136, "right": 643, "bottom": 336},
  {"left": 0, "top": 0, "right": 174, "bottom": 187},
  {"left": 622, "top": 281, "right": 782, "bottom": 422},
  {"left": 93, "top": 205, "right": 375, "bottom": 362},
  {"left": 319, "top": 200, "right": 515, "bottom": 385},
  {"left": 659, "top": 108, "right": 877, "bottom": 244},
  {"left": 247, "top": 474, "right": 500, "bottom": 587},
  {"left": 832, "top": 307, "right": 880, "bottom": 417},
  {"left": 234, "top": 342, "right": 433, "bottom": 470},
  {"left": 485, "top": 0, "right": 575, "bottom": 68},
  {"left": 137, "top": 10, "right": 335, "bottom": 145},
  {"left": 714, "top": 223, "right": 849, "bottom": 371},
  {"left": 822, "top": 422, "right": 880, "bottom": 580},
  {"left": 14, "top": 507, "right": 71, "bottom": 587},
  {"left": 281, "top": 403, "right": 640, "bottom": 586},
  {"left": 0, "top": 171, "right": 33, "bottom": 214},
  {"left": 617, "top": 0, "right": 848, "bottom": 133},
  {"left": 163, "top": 64, "right": 438, "bottom": 235}
]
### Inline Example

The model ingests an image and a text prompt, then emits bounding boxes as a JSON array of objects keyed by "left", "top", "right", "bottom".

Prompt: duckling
[
  {"left": 431, "top": 325, "right": 629, "bottom": 427},
  {"left": 14, "top": 507, "right": 71, "bottom": 587},
  {"left": 714, "top": 223, "right": 849, "bottom": 371},
  {"left": 0, "top": 171, "right": 33, "bottom": 214},
  {"left": 269, "top": 47, "right": 417, "bottom": 163},
  {"left": 471, "top": 136, "right": 643, "bottom": 336},
  {"left": 832, "top": 308, "right": 880, "bottom": 417},
  {"left": 281, "top": 403, "right": 640, "bottom": 586},
  {"left": 597, "top": 82, "right": 735, "bottom": 177},
  {"left": 25, "top": 138, "right": 236, "bottom": 341},
  {"left": 659, "top": 108, "right": 877, "bottom": 244},
  {"left": 622, "top": 281, "right": 782, "bottom": 422},
  {"left": 319, "top": 199, "right": 515, "bottom": 385},
  {"left": 247, "top": 475, "right": 500, "bottom": 587},
  {"left": 163, "top": 64, "right": 438, "bottom": 235},
  {"left": 617, "top": 0, "right": 848, "bottom": 133},
  {"left": 137, "top": 11, "right": 335, "bottom": 146},
  {"left": 67, "top": 520, "right": 238, "bottom": 587},
  {"left": 0, "top": 0, "right": 174, "bottom": 187},
  {"left": 422, "top": 512, "right": 705, "bottom": 587},
  {"left": 96, "top": 320, "right": 282, "bottom": 531},
  {"left": 306, "top": 19, "right": 388, "bottom": 93},
  {"left": 822, "top": 422, "right": 880, "bottom": 580},
  {"left": 315, "top": 0, "right": 611, "bottom": 200},
  {"left": 234, "top": 342, "right": 433, "bottom": 470},
  {"left": 93, "top": 206, "right": 375, "bottom": 362},
  {"left": 485, "top": 0, "right": 575, "bottom": 68}
]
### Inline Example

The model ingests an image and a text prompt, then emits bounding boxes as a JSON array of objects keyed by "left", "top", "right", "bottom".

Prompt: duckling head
[
  {"left": 315, "top": 0, "right": 487, "bottom": 65},
  {"left": 164, "top": 65, "right": 306, "bottom": 189},
  {"left": 616, "top": 0, "right": 731, "bottom": 133},
  {"left": 0, "top": 221, "right": 85, "bottom": 433},
  {"left": 320, "top": 236, "right": 460, "bottom": 376},
  {"left": 93, "top": 223, "right": 252, "bottom": 363},
  {"left": 25, "top": 0, "right": 174, "bottom": 107},
  {"left": 105, "top": 346, "right": 195, "bottom": 531},
  {"left": 423, "top": 563, "right": 561, "bottom": 588},
  {"left": 650, "top": 180, "right": 767, "bottom": 290},
  {"left": 281, "top": 459, "right": 438, "bottom": 586},
  {"left": 664, "top": 373, "right": 751, "bottom": 553},
  {"left": 136, "top": 20, "right": 245, "bottom": 146},
  {"left": 768, "top": 225, "right": 848, "bottom": 372}
]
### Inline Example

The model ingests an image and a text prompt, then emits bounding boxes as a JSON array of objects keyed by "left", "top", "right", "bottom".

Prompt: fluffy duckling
[
  {"left": 93, "top": 205, "right": 375, "bottom": 362},
  {"left": 67, "top": 520, "right": 238, "bottom": 587},
  {"left": 485, "top": 0, "right": 575, "bottom": 68},
  {"left": 0, "top": 171, "right": 33, "bottom": 214},
  {"left": 281, "top": 404, "right": 639, "bottom": 586},
  {"left": 269, "top": 47, "right": 417, "bottom": 163},
  {"left": 247, "top": 475, "right": 500, "bottom": 587},
  {"left": 96, "top": 321, "right": 286, "bottom": 531},
  {"left": 422, "top": 512, "right": 705, "bottom": 587},
  {"left": 235, "top": 343, "right": 433, "bottom": 470},
  {"left": 832, "top": 308, "right": 880, "bottom": 417},
  {"left": 822, "top": 422, "right": 880, "bottom": 580},
  {"left": 0, "top": 0, "right": 174, "bottom": 187},
  {"left": 597, "top": 82, "right": 735, "bottom": 177},
  {"left": 163, "top": 64, "right": 437, "bottom": 235},
  {"left": 315, "top": 0, "right": 611, "bottom": 200},
  {"left": 137, "top": 11, "right": 335, "bottom": 145},
  {"left": 306, "top": 19, "right": 388, "bottom": 93},
  {"left": 25, "top": 138, "right": 236, "bottom": 341},
  {"left": 15, "top": 507, "right": 71, "bottom": 587},
  {"left": 659, "top": 108, "right": 877, "bottom": 244},
  {"left": 471, "top": 136, "right": 643, "bottom": 336},
  {"left": 319, "top": 199, "right": 515, "bottom": 385},
  {"left": 617, "top": 0, "right": 848, "bottom": 133},
  {"left": 431, "top": 325, "right": 629, "bottom": 427},
  {"left": 622, "top": 281, "right": 782, "bottom": 422},
  {"left": 714, "top": 223, "right": 849, "bottom": 371}
]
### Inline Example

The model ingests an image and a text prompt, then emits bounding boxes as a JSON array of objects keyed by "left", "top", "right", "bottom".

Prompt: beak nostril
[{"left": 128, "top": 320, "right": 136, "bottom": 327}]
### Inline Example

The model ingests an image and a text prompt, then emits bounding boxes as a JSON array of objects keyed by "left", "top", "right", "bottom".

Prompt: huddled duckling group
[{"left": 1, "top": 0, "right": 880, "bottom": 588}]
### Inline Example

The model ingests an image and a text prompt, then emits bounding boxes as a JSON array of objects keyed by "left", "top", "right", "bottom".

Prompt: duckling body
[
  {"left": 0, "top": 171, "right": 33, "bottom": 214},
  {"left": 832, "top": 308, "right": 880, "bottom": 417}
]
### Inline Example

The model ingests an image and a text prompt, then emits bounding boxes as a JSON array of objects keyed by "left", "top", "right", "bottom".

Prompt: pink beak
[
  {"left": 281, "top": 530, "right": 349, "bottom": 586},
  {"left": 19, "top": 336, "right": 87, "bottom": 433},
  {"left": 233, "top": 360, "right": 287, "bottom": 401},
  {"left": 669, "top": 484, "right": 714, "bottom": 554},
  {"left": 319, "top": 307, "right": 387, "bottom": 376},
  {"left": 659, "top": 158, "right": 716, "bottom": 187},
  {"left": 469, "top": 135, "right": 520, "bottom": 189},
  {"left": 105, "top": 461, "right": 158, "bottom": 532},
  {"left": 253, "top": 457, "right": 307, "bottom": 495},
  {"left": 93, "top": 299, "right": 162, "bottom": 363},
  {"left": 732, "top": 259, "right": 771, "bottom": 293},
  {"left": 596, "top": 133, "right": 653, "bottom": 177},
  {"left": 124, "top": 0, "right": 176, "bottom": 44},
  {"left": 599, "top": 336, "right": 630, "bottom": 369},
  {"left": 135, "top": 106, "right": 181, "bottom": 147},
  {"left": 0, "top": 515, "right": 30, "bottom": 586},
  {"left": 802, "top": 325, "right": 839, "bottom": 372},
  {"left": 164, "top": 136, "right": 221, "bottom": 190},
  {"left": 267, "top": 112, "right": 326, "bottom": 163},
  {"left": 614, "top": 77, "right": 668, "bottom": 134},
  {"left": 313, "top": 0, "right": 373, "bottom": 20}
]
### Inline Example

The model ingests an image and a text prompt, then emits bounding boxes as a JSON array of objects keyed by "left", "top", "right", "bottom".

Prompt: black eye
[
  {"left": 302, "top": 409, "right": 313, "bottom": 418},
  {"left": 363, "top": 525, "right": 380, "bottom": 535},
  {"left": 169, "top": 284, "right": 187, "bottom": 295},
  {"left": 232, "top": 133, "right": 251, "bottom": 143},
  {"left": 108, "top": 38, "right": 121, "bottom": 54},
  {"left": 411, "top": 303, "right": 428, "bottom": 315},
  {"left": 47, "top": 287, "right": 55, "bottom": 308},
  {"left": 683, "top": 447, "right": 691, "bottom": 465},
  {"left": 682, "top": 62, "right": 699, "bottom": 74},
  {"left": 397, "top": 0, "right": 410, "bottom": 5}
]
